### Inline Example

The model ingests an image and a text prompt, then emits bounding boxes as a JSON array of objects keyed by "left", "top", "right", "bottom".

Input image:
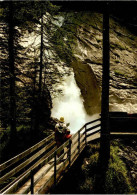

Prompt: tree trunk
[
  {"left": 33, "top": 15, "right": 44, "bottom": 138},
  {"left": 100, "top": 1, "right": 110, "bottom": 164},
  {"left": 95, "top": 3, "right": 110, "bottom": 193},
  {"left": 31, "top": 58, "right": 37, "bottom": 142},
  {"left": 8, "top": 1, "right": 16, "bottom": 143},
  {"left": 39, "top": 15, "right": 43, "bottom": 95}
]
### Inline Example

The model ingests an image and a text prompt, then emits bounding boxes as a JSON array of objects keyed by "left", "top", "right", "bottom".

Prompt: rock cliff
[
  {"left": 70, "top": 12, "right": 137, "bottom": 114},
  {"left": 18, "top": 11, "right": 137, "bottom": 116}
]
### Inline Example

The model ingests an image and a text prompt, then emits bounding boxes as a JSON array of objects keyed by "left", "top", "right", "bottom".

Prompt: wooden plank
[
  {"left": 80, "top": 132, "right": 85, "bottom": 139},
  {"left": 110, "top": 132, "right": 137, "bottom": 136},
  {"left": 32, "top": 160, "right": 54, "bottom": 193},
  {"left": 71, "top": 139, "right": 78, "bottom": 147},
  {"left": 86, "top": 124, "right": 100, "bottom": 133},
  {"left": 0, "top": 133, "right": 54, "bottom": 171},
  {"left": 71, "top": 147, "right": 78, "bottom": 162},
  {"left": 71, "top": 151, "right": 79, "bottom": 164},
  {"left": 78, "top": 130, "right": 80, "bottom": 154},
  {"left": 54, "top": 151, "right": 57, "bottom": 188},
  {"left": 56, "top": 158, "right": 69, "bottom": 175},
  {"left": 71, "top": 131, "right": 78, "bottom": 140},
  {"left": 110, "top": 117, "right": 137, "bottom": 119},
  {"left": 79, "top": 125, "right": 85, "bottom": 132},
  {"left": 68, "top": 140, "right": 71, "bottom": 167},
  {"left": 22, "top": 160, "right": 55, "bottom": 194},
  {"left": 80, "top": 143, "right": 85, "bottom": 154},
  {"left": 3, "top": 146, "right": 56, "bottom": 194},
  {"left": 0, "top": 146, "right": 56, "bottom": 194},
  {"left": 80, "top": 142, "right": 85, "bottom": 150},
  {"left": 56, "top": 150, "right": 68, "bottom": 163},
  {"left": 86, "top": 129, "right": 101, "bottom": 138},
  {"left": 36, "top": 172, "right": 54, "bottom": 194},
  {"left": 0, "top": 141, "right": 56, "bottom": 183},
  {"left": 85, "top": 125, "right": 87, "bottom": 145},
  {"left": 80, "top": 136, "right": 85, "bottom": 144},
  {"left": 85, "top": 118, "right": 101, "bottom": 126},
  {"left": 71, "top": 143, "right": 85, "bottom": 165},
  {"left": 2, "top": 170, "right": 31, "bottom": 194},
  {"left": 13, "top": 149, "right": 56, "bottom": 195},
  {"left": 35, "top": 158, "right": 69, "bottom": 194}
]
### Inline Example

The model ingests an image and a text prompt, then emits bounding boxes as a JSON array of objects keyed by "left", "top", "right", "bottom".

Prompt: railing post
[
  {"left": 54, "top": 151, "right": 57, "bottom": 188},
  {"left": 78, "top": 130, "right": 80, "bottom": 154},
  {"left": 69, "top": 139, "right": 71, "bottom": 167},
  {"left": 30, "top": 170, "right": 34, "bottom": 194},
  {"left": 85, "top": 125, "right": 87, "bottom": 145}
]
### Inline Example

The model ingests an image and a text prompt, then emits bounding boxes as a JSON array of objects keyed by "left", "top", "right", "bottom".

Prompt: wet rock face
[
  {"left": 71, "top": 59, "right": 101, "bottom": 115},
  {"left": 72, "top": 13, "right": 137, "bottom": 113}
]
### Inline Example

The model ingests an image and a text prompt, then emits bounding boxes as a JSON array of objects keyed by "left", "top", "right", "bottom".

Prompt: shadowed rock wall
[{"left": 71, "top": 59, "right": 101, "bottom": 115}]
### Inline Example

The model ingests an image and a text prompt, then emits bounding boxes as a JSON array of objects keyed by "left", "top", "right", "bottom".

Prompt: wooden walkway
[
  {"left": 0, "top": 118, "right": 101, "bottom": 194},
  {"left": 1, "top": 116, "right": 136, "bottom": 194}
]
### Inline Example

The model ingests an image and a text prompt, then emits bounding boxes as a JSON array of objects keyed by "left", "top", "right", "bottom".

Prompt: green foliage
[
  {"left": 0, "top": 124, "right": 49, "bottom": 163},
  {"left": 79, "top": 144, "right": 100, "bottom": 193},
  {"left": 105, "top": 142, "right": 134, "bottom": 194},
  {"left": 133, "top": 73, "right": 137, "bottom": 85},
  {"left": 114, "top": 69, "right": 125, "bottom": 76},
  {"left": 115, "top": 59, "right": 120, "bottom": 64},
  {"left": 50, "top": 14, "right": 77, "bottom": 63},
  {"left": 0, "top": 129, "right": 10, "bottom": 163},
  {"left": 110, "top": 41, "right": 125, "bottom": 50},
  {"left": 79, "top": 177, "right": 94, "bottom": 193},
  {"left": 80, "top": 140, "right": 134, "bottom": 194},
  {"left": 0, "top": 8, "right": 4, "bottom": 17}
]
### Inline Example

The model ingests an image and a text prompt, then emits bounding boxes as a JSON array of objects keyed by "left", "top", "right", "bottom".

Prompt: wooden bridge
[
  {"left": 1, "top": 113, "right": 137, "bottom": 194},
  {"left": 0, "top": 118, "right": 101, "bottom": 194}
]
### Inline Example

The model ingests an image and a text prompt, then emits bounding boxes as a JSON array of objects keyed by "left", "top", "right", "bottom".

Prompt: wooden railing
[
  {"left": 0, "top": 117, "right": 101, "bottom": 194},
  {"left": 0, "top": 133, "right": 55, "bottom": 194}
]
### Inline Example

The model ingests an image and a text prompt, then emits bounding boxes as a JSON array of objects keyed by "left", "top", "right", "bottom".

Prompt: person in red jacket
[
  {"left": 64, "top": 128, "right": 72, "bottom": 158},
  {"left": 55, "top": 117, "right": 67, "bottom": 157},
  {"left": 64, "top": 129, "right": 72, "bottom": 142}
]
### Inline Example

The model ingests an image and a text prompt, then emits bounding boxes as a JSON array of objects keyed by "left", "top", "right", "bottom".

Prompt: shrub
[
  {"left": 105, "top": 144, "right": 134, "bottom": 194},
  {"left": 80, "top": 140, "right": 134, "bottom": 194}
]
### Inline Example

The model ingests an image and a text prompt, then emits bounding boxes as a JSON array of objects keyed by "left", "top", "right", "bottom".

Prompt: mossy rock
[{"left": 114, "top": 69, "right": 125, "bottom": 76}]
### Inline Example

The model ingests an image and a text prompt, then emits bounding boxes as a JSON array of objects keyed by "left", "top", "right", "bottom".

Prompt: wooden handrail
[
  {"left": 86, "top": 129, "right": 101, "bottom": 138},
  {"left": 1, "top": 117, "right": 102, "bottom": 194},
  {"left": 0, "top": 133, "right": 54, "bottom": 171},
  {"left": 71, "top": 138, "right": 78, "bottom": 147},
  {"left": 78, "top": 130, "right": 80, "bottom": 154},
  {"left": 71, "top": 131, "right": 78, "bottom": 140},
  {"left": 85, "top": 118, "right": 101, "bottom": 126},
  {"left": 86, "top": 124, "right": 101, "bottom": 133},
  {"left": 30, "top": 170, "right": 34, "bottom": 194},
  {"left": 0, "top": 141, "right": 56, "bottom": 183},
  {"left": 79, "top": 125, "right": 85, "bottom": 132},
  {"left": 2, "top": 147, "right": 56, "bottom": 194}
]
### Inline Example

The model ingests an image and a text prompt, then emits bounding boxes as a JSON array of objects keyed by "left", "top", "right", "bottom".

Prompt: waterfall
[{"left": 51, "top": 73, "right": 98, "bottom": 133}]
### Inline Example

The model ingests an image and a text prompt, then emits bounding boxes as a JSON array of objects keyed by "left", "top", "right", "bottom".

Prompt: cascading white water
[{"left": 51, "top": 73, "right": 98, "bottom": 133}]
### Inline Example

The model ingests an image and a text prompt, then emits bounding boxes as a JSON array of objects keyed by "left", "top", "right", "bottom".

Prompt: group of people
[{"left": 55, "top": 117, "right": 72, "bottom": 156}]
